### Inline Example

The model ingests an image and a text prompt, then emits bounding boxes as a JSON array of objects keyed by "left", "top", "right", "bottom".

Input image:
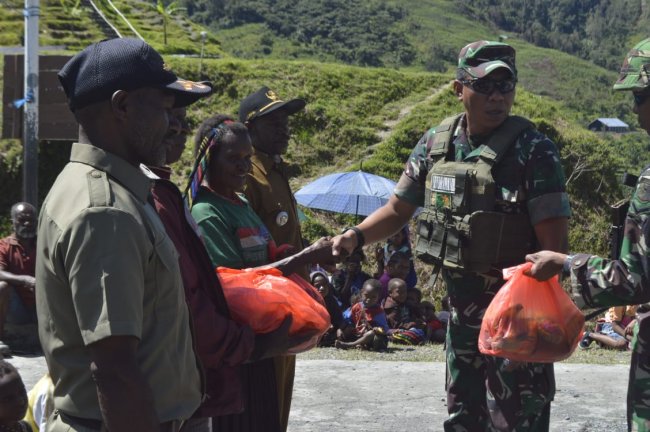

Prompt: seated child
[
  {"left": 373, "top": 226, "right": 417, "bottom": 287},
  {"left": 378, "top": 251, "right": 413, "bottom": 302},
  {"left": 332, "top": 249, "right": 371, "bottom": 309},
  {"left": 580, "top": 305, "right": 638, "bottom": 350},
  {"left": 420, "top": 301, "right": 445, "bottom": 343},
  {"left": 335, "top": 279, "right": 389, "bottom": 351},
  {"left": 311, "top": 270, "right": 343, "bottom": 347},
  {"left": 0, "top": 360, "right": 31, "bottom": 431},
  {"left": 405, "top": 287, "right": 423, "bottom": 315},
  {"left": 383, "top": 279, "right": 425, "bottom": 345}
]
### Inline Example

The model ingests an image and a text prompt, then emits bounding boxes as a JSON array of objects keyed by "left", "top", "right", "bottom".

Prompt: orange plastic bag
[
  {"left": 479, "top": 262, "right": 585, "bottom": 363},
  {"left": 216, "top": 266, "right": 331, "bottom": 354}
]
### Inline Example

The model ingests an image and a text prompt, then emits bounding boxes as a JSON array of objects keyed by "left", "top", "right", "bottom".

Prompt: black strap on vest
[{"left": 427, "top": 113, "right": 534, "bottom": 166}]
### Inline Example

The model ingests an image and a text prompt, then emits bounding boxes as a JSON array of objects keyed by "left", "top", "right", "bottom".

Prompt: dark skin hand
[
  {"left": 249, "top": 315, "right": 312, "bottom": 361},
  {"left": 89, "top": 336, "right": 159, "bottom": 432},
  {"left": 270, "top": 238, "right": 338, "bottom": 276},
  {"left": 0, "top": 271, "right": 35, "bottom": 291},
  {"left": 525, "top": 250, "right": 567, "bottom": 281}
]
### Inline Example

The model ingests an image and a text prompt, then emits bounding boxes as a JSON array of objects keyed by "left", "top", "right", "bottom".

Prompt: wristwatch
[
  {"left": 342, "top": 226, "right": 365, "bottom": 251},
  {"left": 562, "top": 254, "right": 575, "bottom": 276}
]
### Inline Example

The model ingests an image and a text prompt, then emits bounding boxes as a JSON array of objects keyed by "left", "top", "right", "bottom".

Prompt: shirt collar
[
  {"left": 251, "top": 148, "right": 276, "bottom": 176},
  {"left": 70, "top": 143, "right": 151, "bottom": 203},
  {"left": 141, "top": 164, "right": 173, "bottom": 181}
]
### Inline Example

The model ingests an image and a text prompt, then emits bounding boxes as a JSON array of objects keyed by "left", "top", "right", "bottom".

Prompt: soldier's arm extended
[{"left": 527, "top": 167, "right": 650, "bottom": 308}]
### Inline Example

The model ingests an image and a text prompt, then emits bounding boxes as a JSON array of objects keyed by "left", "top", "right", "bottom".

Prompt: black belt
[{"left": 59, "top": 411, "right": 185, "bottom": 431}]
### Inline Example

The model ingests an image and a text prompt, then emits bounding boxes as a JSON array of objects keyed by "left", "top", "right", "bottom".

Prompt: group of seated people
[
  {"left": 579, "top": 304, "right": 649, "bottom": 351},
  {"left": 310, "top": 247, "right": 449, "bottom": 351}
]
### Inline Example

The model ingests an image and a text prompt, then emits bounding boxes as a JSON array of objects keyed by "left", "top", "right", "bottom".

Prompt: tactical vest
[{"left": 414, "top": 114, "right": 537, "bottom": 274}]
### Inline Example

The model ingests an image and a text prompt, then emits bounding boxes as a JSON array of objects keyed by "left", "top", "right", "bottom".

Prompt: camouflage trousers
[
  {"left": 629, "top": 312, "right": 650, "bottom": 432},
  {"left": 443, "top": 270, "right": 555, "bottom": 432}
]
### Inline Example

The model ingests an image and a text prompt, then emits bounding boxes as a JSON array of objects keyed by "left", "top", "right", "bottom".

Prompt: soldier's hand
[
  {"left": 331, "top": 232, "right": 356, "bottom": 258},
  {"left": 524, "top": 251, "right": 567, "bottom": 281}
]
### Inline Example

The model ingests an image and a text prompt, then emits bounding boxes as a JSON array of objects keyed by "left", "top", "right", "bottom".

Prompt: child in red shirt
[{"left": 335, "top": 279, "right": 388, "bottom": 351}]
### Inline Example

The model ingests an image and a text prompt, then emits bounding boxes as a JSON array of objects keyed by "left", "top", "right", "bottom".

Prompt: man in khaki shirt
[
  {"left": 36, "top": 38, "right": 210, "bottom": 432},
  {"left": 239, "top": 86, "right": 306, "bottom": 431}
]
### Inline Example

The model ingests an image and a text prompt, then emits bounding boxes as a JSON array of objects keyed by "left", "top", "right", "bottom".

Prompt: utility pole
[{"left": 23, "top": 0, "right": 39, "bottom": 206}]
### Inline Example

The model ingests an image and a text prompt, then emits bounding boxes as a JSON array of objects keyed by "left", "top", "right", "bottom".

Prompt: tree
[{"left": 152, "top": 0, "right": 184, "bottom": 45}]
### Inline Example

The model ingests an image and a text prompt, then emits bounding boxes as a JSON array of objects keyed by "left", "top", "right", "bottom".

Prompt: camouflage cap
[
  {"left": 457, "top": 40, "right": 517, "bottom": 79},
  {"left": 613, "top": 38, "right": 650, "bottom": 91}
]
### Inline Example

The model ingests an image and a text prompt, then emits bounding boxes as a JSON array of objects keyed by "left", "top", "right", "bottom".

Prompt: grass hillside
[
  {"left": 206, "top": 0, "right": 638, "bottom": 134},
  {"left": 0, "top": 0, "right": 108, "bottom": 51},
  {"left": 0, "top": 0, "right": 224, "bottom": 56}
]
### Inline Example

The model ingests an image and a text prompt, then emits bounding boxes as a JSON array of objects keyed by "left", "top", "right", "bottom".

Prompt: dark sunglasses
[
  {"left": 461, "top": 77, "right": 517, "bottom": 95},
  {"left": 633, "top": 92, "right": 650, "bottom": 107}
]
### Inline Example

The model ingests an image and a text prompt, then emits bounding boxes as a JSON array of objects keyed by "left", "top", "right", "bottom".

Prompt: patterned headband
[{"left": 184, "top": 120, "right": 233, "bottom": 209}]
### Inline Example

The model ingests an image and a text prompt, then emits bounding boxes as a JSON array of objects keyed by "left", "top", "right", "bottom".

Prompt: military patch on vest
[
  {"left": 430, "top": 175, "right": 455, "bottom": 193},
  {"left": 431, "top": 192, "right": 452, "bottom": 209},
  {"left": 637, "top": 175, "right": 650, "bottom": 202}
]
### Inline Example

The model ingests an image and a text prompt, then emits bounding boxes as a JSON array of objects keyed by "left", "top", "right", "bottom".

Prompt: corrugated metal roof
[{"left": 595, "top": 118, "right": 629, "bottom": 128}]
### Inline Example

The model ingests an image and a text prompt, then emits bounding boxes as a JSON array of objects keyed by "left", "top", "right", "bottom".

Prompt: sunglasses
[
  {"left": 461, "top": 77, "right": 517, "bottom": 95},
  {"left": 633, "top": 92, "right": 650, "bottom": 107}
]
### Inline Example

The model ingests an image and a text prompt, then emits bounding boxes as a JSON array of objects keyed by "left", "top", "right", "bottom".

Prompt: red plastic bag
[
  {"left": 216, "top": 266, "right": 331, "bottom": 354},
  {"left": 479, "top": 262, "right": 585, "bottom": 363}
]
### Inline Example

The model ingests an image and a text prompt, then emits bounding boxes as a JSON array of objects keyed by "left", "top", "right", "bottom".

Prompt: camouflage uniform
[
  {"left": 566, "top": 165, "right": 650, "bottom": 431},
  {"left": 395, "top": 115, "right": 571, "bottom": 431},
  {"left": 561, "top": 37, "right": 650, "bottom": 432}
]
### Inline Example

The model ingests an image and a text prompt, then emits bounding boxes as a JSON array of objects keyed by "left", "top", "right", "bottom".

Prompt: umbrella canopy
[{"left": 295, "top": 170, "right": 397, "bottom": 216}]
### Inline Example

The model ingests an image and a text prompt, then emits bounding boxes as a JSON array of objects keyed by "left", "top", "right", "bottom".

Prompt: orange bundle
[
  {"left": 479, "top": 262, "right": 584, "bottom": 363},
  {"left": 217, "top": 266, "right": 331, "bottom": 354}
]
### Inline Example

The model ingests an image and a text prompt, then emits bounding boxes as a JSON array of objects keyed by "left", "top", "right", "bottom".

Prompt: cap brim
[
  {"left": 165, "top": 79, "right": 213, "bottom": 107},
  {"left": 464, "top": 60, "right": 515, "bottom": 79},
  {"left": 250, "top": 98, "right": 306, "bottom": 121},
  {"left": 613, "top": 73, "right": 646, "bottom": 91}
]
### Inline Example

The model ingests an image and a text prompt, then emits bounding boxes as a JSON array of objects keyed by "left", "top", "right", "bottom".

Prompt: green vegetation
[
  {"left": 457, "top": 0, "right": 650, "bottom": 71},
  {"left": 0, "top": 0, "right": 223, "bottom": 56},
  {"left": 183, "top": 0, "right": 414, "bottom": 67},
  {"left": 107, "top": 0, "right": 223, "bottom": 55},
  {"left": 0, "top": 0, "right": 107, "bottom": 51},
  {"left": 196, "top": 0, "right": 636, "bottom": 128},
  {"left": 152, "top": 0, "right": 184, "bottom": 46}
]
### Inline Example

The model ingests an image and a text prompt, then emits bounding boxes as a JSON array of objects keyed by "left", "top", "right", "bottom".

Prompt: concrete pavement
[{"left": 8, "top": 355, "right": 628, "bottom": 431}]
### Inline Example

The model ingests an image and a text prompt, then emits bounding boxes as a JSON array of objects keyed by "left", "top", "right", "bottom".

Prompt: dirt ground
[{"left": 11, "top": 355, "right": 628, "bottom": 432}]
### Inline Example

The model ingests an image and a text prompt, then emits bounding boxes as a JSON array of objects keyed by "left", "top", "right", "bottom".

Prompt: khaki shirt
[
  {"left": 35, "top": 143, "right": 201, "bottom": 421},
  {"left": 244, "top": 150, "right": 303, "bottom": 251}
]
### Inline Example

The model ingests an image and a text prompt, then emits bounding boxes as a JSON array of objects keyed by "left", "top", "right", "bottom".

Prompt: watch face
[{"left": 276, "top": 211, "right": 289, "bottom": 226}]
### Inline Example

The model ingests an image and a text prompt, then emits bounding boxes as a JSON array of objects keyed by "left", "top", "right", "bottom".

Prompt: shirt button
[{"left": 91, "top": 170, "right": 102, "bottom": 178}]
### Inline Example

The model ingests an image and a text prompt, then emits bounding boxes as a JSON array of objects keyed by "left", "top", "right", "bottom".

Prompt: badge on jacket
[{"left": 276, "top": 211, "right": 289, "bottom": 226}]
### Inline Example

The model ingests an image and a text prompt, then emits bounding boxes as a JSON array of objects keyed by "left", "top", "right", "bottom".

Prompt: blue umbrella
[{"left": 295, "top": 170, "right": 397, "bottom": 216}]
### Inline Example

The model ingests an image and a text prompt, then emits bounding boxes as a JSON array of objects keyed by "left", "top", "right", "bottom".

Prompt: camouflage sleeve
[
  {"left": 521, "top": 129, "right": 572, "bottom": 225},
  {"left": 393, "top": 128, "right": 434, "bottom": 207},
  {"left": 568, "top": 166, "right": 650, "bottom": 308}
]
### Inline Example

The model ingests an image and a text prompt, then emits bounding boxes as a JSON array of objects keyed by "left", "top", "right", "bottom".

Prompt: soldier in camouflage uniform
[
  {"left": 333, "top": 41, "right": 571, "bottom": 431},
  {"left": 527, "top": 38, "right": 650, "bottom": 432}
]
